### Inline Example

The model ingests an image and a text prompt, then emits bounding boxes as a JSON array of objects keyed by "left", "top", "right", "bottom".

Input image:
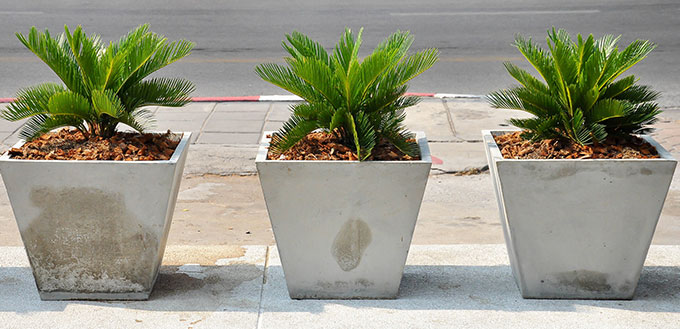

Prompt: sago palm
[
  {"left": 487, "top": 28, "right": 660, "bottom": 145},
  {"left": 255, "top": 28, "right": 438, "bottom": 160},
  {"left": 2, "top": 24, "right": 195, "bottom": 140}
]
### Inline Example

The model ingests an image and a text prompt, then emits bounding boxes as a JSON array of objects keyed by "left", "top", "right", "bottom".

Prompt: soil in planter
[
  {"left": 266, "top": 131, "right": 419, "bottom": 161},
  {"left": 8, "top": 129, "right": 180, "bottom": 161},
  {"left": 494, "top": 131, "right": 660, "bottom": 159}
]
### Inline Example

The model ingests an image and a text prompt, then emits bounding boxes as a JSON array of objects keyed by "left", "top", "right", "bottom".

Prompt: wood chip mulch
[
  {"left": 266, "top": 132, "right": 419, "bottom": 161},
  {"left": 494, "top": 131, "right": 660, "bottom": 159},
  {"left": 8, "top": 129, "right": 181, "bottom": 161}
]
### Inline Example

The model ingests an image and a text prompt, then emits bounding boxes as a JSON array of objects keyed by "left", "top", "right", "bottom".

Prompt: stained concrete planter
[
  {"left": 0, "top": 132, "right": 191, "bottom": 300},
  {"left": 256, "top": 131, "right": 431, "bottom": 299},
  {"left": 483, "top": 130, "right": 676, "bottom": 299}
]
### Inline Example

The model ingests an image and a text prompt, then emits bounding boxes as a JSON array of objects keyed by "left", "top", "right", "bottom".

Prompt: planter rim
[
  {"left": 483, "top": 129, "right": 675, "bottom": 162},
  {"left": 255, "top": 131, "right": 431, "bottom": 164},
  {"left": 0, "top": 131, "right": 191, "bottom": 164}
]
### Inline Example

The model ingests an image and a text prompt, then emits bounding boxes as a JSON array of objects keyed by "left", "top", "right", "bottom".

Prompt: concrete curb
[{"left": 0, "top": 93, "right": 484, "bottom": 104}]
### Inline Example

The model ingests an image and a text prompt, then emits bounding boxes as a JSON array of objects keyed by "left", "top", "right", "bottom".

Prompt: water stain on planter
[
  {"left": 22, "top": 187, "right": 158, "bottom": 293},
  {"left": 554, "top": 270, "right": 612, "bottom": 292},
  {"left": 544, "top": 166, "right": 579, "bottom": 180},
  {"left": 331, "top": 218, "right": 372, "bottom": 271},
  {"left": 315, "top": 278, "right": 374, "bottom": 291}
]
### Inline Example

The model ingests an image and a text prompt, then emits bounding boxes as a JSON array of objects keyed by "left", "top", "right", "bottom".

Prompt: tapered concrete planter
[
  {"left": 483, "top": 130, "right": 676, "bottom": 299},
  {"left": 256, "top": 131, "right": 431, "bottom": 299},
  {"left": 0, "top": 132, "right": 191, "bottom": 300}
]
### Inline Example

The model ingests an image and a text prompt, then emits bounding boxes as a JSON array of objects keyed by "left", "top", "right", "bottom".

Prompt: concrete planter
[
  {"left": 256, "top": 131, "right": 431, "bottom": 299},
  {"left": 0, "top": 132, "right": 191, "bottom": 300},
  {"left": 483, "top": 130, "right": 676, "bottom": 299}
]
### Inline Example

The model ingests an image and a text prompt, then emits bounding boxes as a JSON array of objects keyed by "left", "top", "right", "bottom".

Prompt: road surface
[{"left": 0, "top": 0, "right": 678, "bottom": 106}]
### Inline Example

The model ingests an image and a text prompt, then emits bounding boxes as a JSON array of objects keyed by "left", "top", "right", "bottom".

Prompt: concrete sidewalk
[{"left": 0, "top": 245, "right": 679, "bottom": 329}]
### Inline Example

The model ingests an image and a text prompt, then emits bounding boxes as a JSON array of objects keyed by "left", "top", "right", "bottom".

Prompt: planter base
[
  {"left": 290, "top": 291, "right": 397, "bottom": 300},
  {"left": 39, "top": 291, "right": 151, "bottom": 301}
]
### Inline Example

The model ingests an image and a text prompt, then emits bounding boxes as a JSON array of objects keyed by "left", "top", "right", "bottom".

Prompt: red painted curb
[
  {"left": 0, "top": 98, "right": 14, "bottom": 103},
  {"left": 405, "top": 92, "right": 436, "bottom": 97},
  {"left": 431, "top": 155, "right": 444, "bottom": 165}
]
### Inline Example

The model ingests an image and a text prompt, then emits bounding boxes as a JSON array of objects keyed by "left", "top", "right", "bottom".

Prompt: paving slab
[
  {"left": 155, "top": 121, "right": 205, "bottom": 143},
  {"left": 215, "top": 103, "right": 271, "bottom": 113},
  {"left": 203, "top": 120, "right": 263, "bottom": 134},
  {"left": 158, "top": 103, "right": 213, "bottom": 113},
  {"left": 211, "top": 111, "right": 268, "bottom": 121},
  {"left": 403, "top": 101, "right": 456, "bottom": 142},
  {"left": 184, "top": 145, "right": 258, "bottom": 176},
  {"left": 197, "top": 132, "right": 261, "bottom": 145},
  {"left": 154, "top": 111, "right": 211, "bottom": 122},
  {"left": 268, "top": 103, "right": 293, "bottom": 122},
  {"left": 263, "top": 121, "right": 284, "bottom": 132},
  {"left": 258, "top": 245, "right": 680, "bottom": 329},
  {"left": 447, "top": 100, "right": 532, "bottom": 142},
  {"left": 429, "top": 142, "right": 487, "bottom": 173},
  {"left": 0, "top": 245, "right": 267, "bottom": 329}
]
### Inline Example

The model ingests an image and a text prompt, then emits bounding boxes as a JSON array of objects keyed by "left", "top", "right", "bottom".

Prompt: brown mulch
[
  {"left": 266, "top": 131, "right": 419, "bottom": 161},
  {"left": 494, "top": 131, "right": 660, "bottom": 159},
  {"left": 8, "top": 129, "right": 181, "bottom": 161}
]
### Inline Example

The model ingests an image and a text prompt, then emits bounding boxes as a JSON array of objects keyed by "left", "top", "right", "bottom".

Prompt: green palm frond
[
  {"left": 16, "top": 28, "right": 87, "bottom": 96},
  {"left": 256, "top": 28, "right": 438, "bottom": 160},
  {"left": 269, "top": 114, "right": 319, "bottom": 155},
  {"left": 19, "top": 114, "right": 88, "bottom": 140},
  {"left": 615, "top": 85, "right": 660, "bottom": 103},
  {"left": 255, "top": 63, "right": 323, "bottom": 103},
  {"left": 489, "top": 28, "right": 660, "bottom": 145},
  {"left": 2, "top": 83, "right": 65, "bottom": 121},
  {"left": 121, "top": 77, "right": 194, "bottom": 110},
  {"left": 120, "top": 38, "right": 194, "bottom": 92},
  {"left": 283, "top": 31, "right": 332, "bottom": 66},
  {"left": 350, "top": 111, "right": 376, "bottom": 160},
  {"left": 5, "top": 24, "right": 194, "bottom": 140}
]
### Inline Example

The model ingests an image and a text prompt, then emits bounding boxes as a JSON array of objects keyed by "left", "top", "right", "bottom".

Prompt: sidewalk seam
[
  {"left": 259, "top": 103, "right": 274, "bottom": 139},
  {"left": 255, "top": 245, "right": 270, "bottom": 329},
  {"left": 196, "top": 103, "right": 218, "bottom": 143},
  {"left": 442, "top": 99, "right": 457, "bottom": 136}
]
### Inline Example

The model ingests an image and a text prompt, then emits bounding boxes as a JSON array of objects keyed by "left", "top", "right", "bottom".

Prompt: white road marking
[{"left": 391, "top": 9, "right": 600, "bottom": 16}]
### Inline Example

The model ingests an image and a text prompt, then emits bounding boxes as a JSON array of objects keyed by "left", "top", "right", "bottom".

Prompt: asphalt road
[{"left": 0, "top": 0, "right": 678, "bottom": 107}]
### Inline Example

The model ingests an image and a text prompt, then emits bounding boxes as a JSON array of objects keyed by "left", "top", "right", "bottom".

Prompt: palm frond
[
  {"left": 2, "top": 83, "right": 65, "bottom": 121},
  {"left": 283, "top": 31, "right": 332, "bottom": 67},
  {"left": 11, "top": 25, "right": 194, "bottom": 139},
  {"left": 121, "top": 77, "right": 195, "bottom": 110},
  {"left": 19, "top": 114, "right": 87, "bottom": 140},
  {"left": 16, "top": 27, "right": 88, "bottom": 96},
  {"left": 258, "top": 28, "right": 437, "bottom": 160},
  {"left": 489, "top": 28, "right": 660, "bottom": 145},
  {"left": 615, "top": 84, "right": 660, "bottom": 103},
  {"left": 255, "top": 63, "right": 321, "bottom": 103},
  {"left": 269, "top": 115, "right": 319, "bottom": 155}
]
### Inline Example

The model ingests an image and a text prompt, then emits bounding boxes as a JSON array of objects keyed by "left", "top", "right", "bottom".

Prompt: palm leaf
[
  {"left": 16, "top": 28, "right": 88, "bottom": 96},
  {"left": 121, "top": 77, "right": 195, "bottom": 110},
  {"left": 2, "top": 83, "right": 65, "bottom": 121}
]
